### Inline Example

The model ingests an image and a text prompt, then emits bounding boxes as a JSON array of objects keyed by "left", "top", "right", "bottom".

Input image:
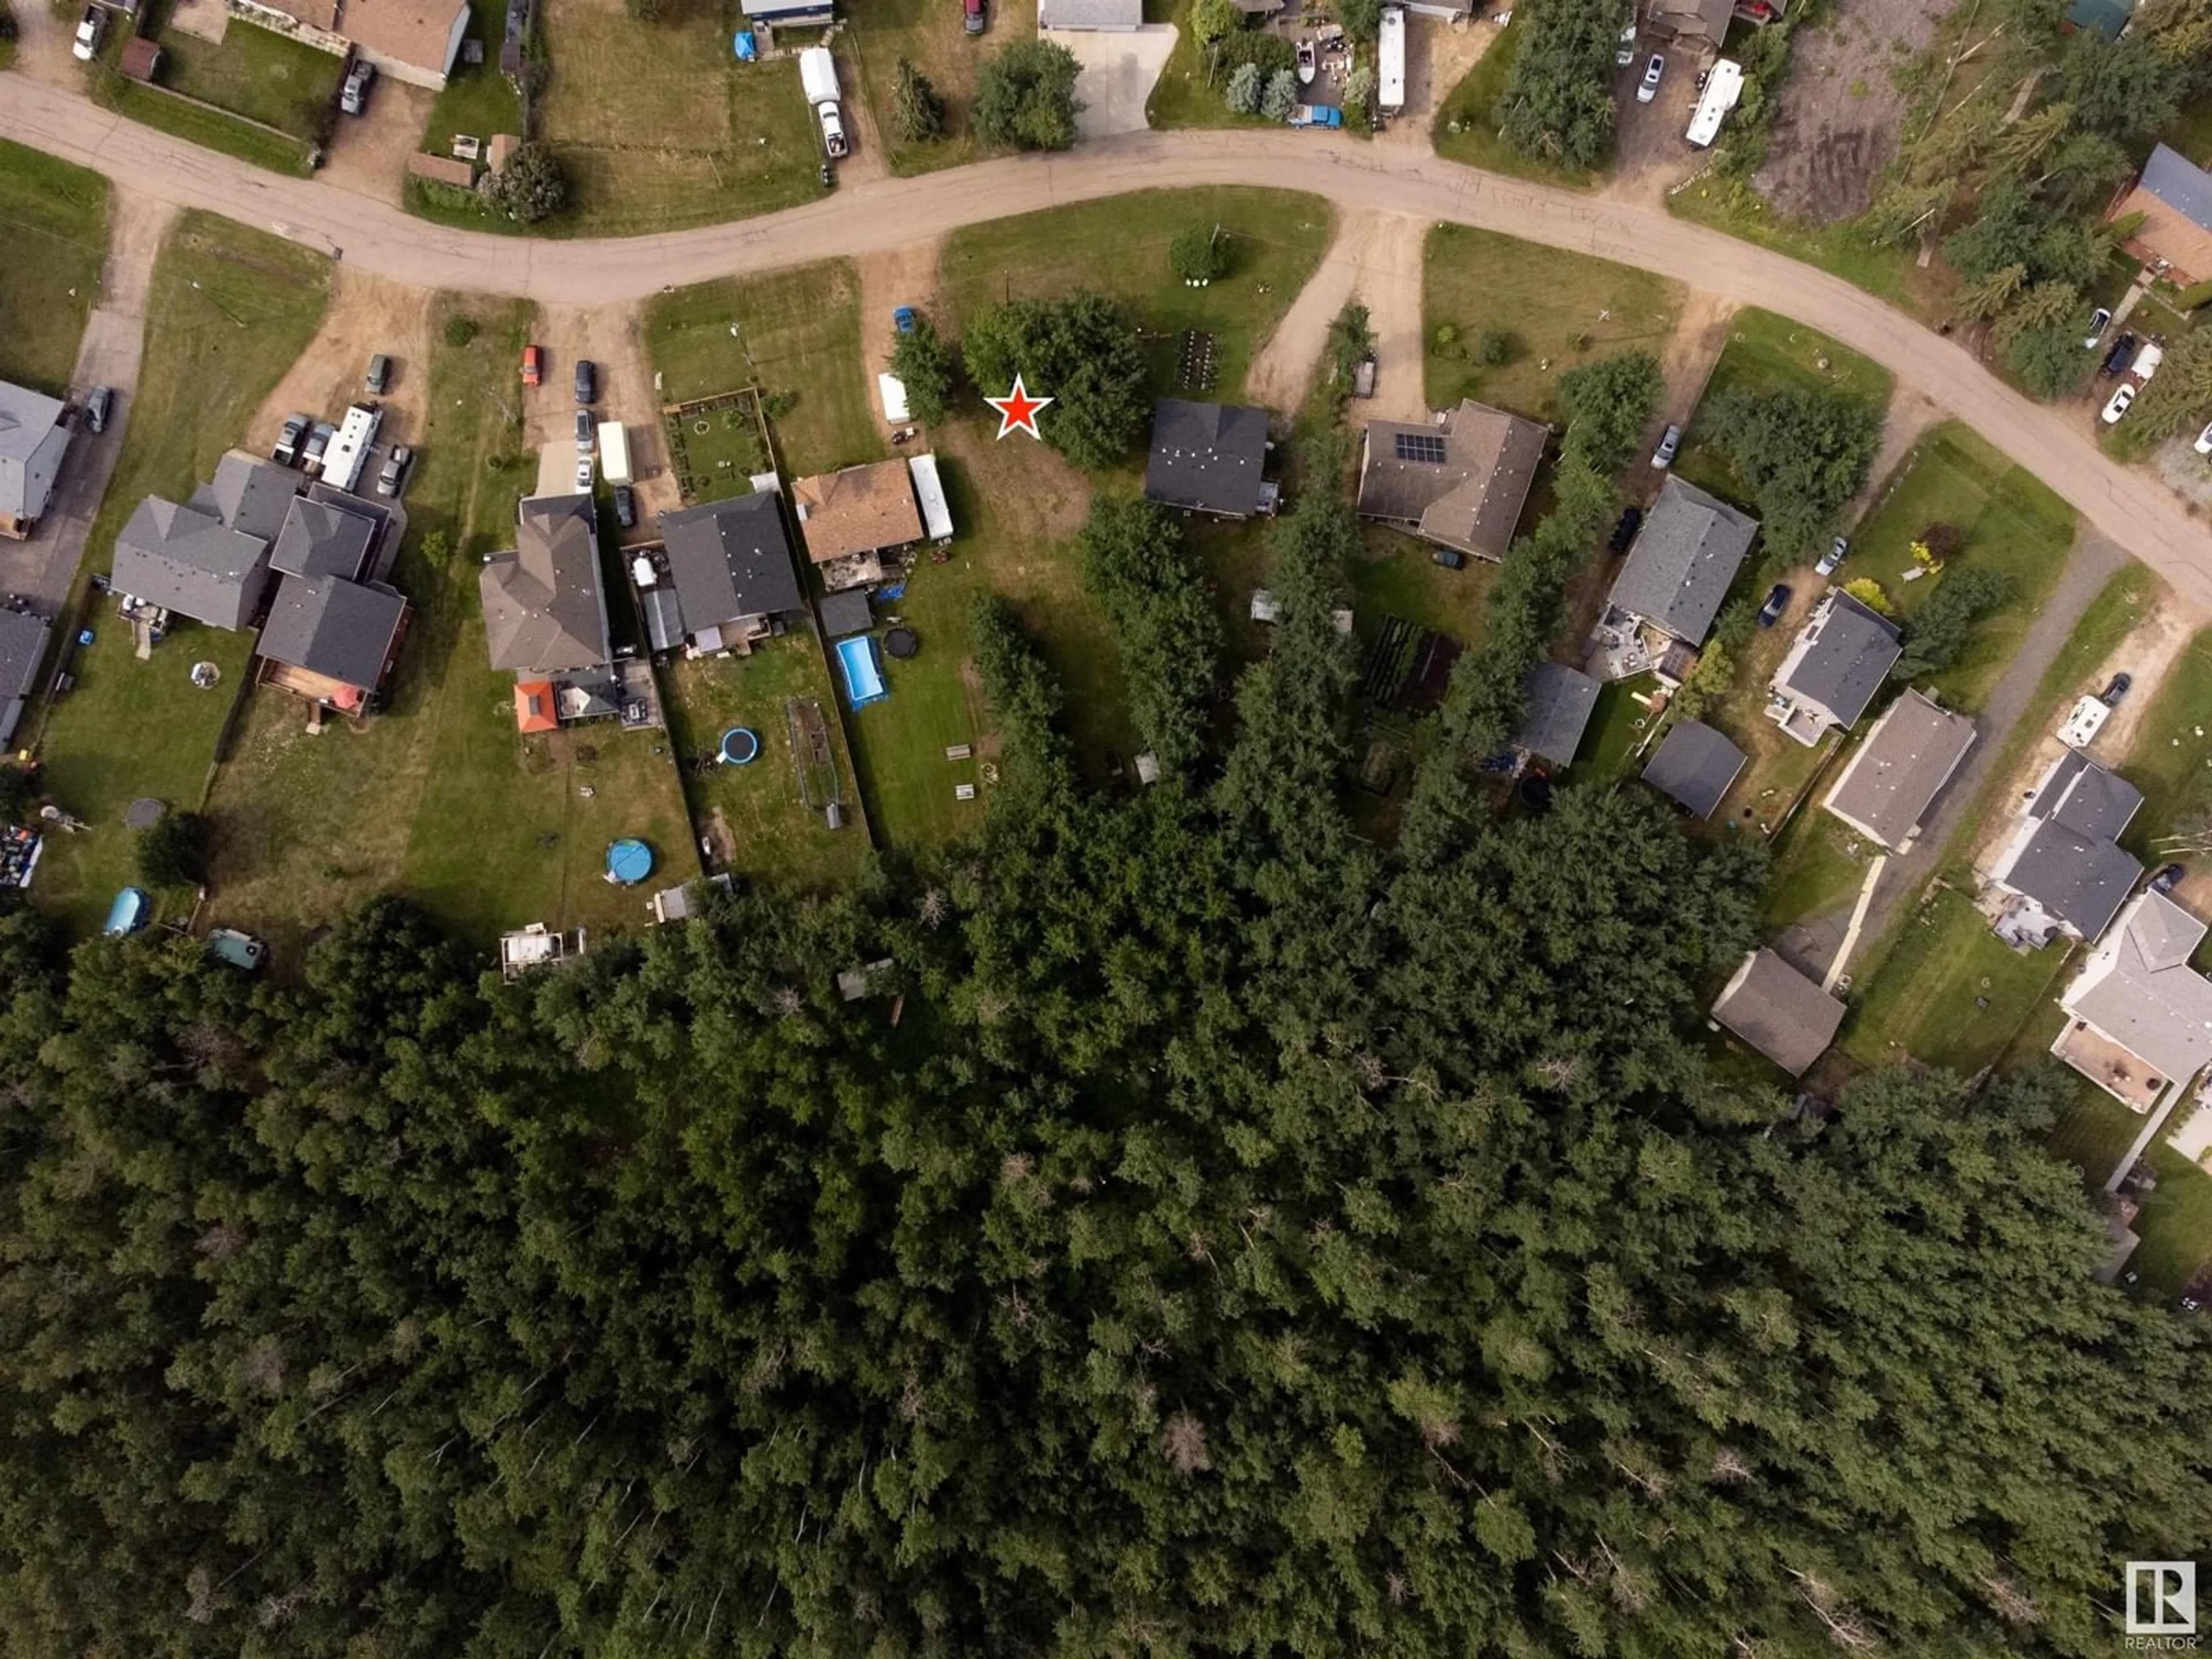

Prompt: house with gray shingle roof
[
  {"left": 1606, "top": 477, "right": 1757, "bottom": 649},
  {"left": 1039, "top": 0, "right": 1141, "bottom": 27},
  {"left": 480, "top": 493, "right": 611, "bottom": 676},
  {"left": 1766, "top": 590, "right": 1901, "bottom": 745},
  {"left": 0, "top": 608, "right": 52, "bottom": 745},
  {"left": 1713, "top": 949, "right": 1845, "bottom": 1077},
  {"left": 111, "top": 498, "right": 276, "bottom": 631},
  {"left": 2053, "top": 889, "right": 2212, "bottom": 1116},
  {"left": 271, "top": 495, "right": 378, "bottom": 582},
  {"left": 1642, "top": 719, "right": 1746, "bottom": 820},
  {"left": 1823, "top": 689, "right": 1976, "bottom": 851},
  {"left": 1986, "top": 749, "right": 2143, "bottom": 948},
  {"left": 1144, "top": 400, "right": 1272, "bottom": 518},
  {"left": 0, "top": 382, "right": 70, "bottom": 537},
  {"left": 1514, "top": 661, "right": 1600, "bottom": 769},
  {"left": 658, "top": 491, "right": 804, "bottom": 651},
  {"left": 190, "top": 452, "right": 298, "bottom": 546},
  {"left": 257, "top": 574, "right": 409, "bottom": 705},
  {"left": 2112, "top": 143, "right": 2212, "bottom": 286}
]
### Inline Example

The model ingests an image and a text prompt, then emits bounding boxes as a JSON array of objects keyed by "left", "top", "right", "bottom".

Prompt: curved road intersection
[{"left": 2, "top": 74, "right": 2204, "bottom": 605}]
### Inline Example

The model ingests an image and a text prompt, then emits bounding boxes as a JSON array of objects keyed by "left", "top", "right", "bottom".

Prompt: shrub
[
  {"left": 1474, "top": 329, "right": 1514, "bottom": 367},
  {"left": 1843, "top": 577, "right": 1895, "bottom": 618},
  {"left": 891, "top": 57, "right": 946, "bottom": 144},
  {"left": 442, "top": 315, "right": 479, "bottom": 349},
  {"left": 1224, "top": 61, "right": 1261, "bottom": 115},
  {"left": 137, "top": 811, "right": 207, "bottom": 889},
  {"left": 480, "top": 142, "right": 567, "bottom": 224},
  {"left": 1260, "top": 67, "right": 1298, "bottom": 122},
  {"left": 1169, "top": 224, "right": 1229, "bottom": 283}
]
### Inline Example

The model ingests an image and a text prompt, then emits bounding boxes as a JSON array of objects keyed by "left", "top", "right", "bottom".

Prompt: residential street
[{"left": 1, "top": 75, "right": 2208, "bottom": 618}]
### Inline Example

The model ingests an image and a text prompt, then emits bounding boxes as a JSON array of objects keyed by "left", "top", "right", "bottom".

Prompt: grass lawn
[
  {"left": 93, "top": 68, "right": 316, "bottom": 176},
  {"left": 664, "top": 635, "right": 870, "bottom": 888},
  {"left": 1760, "top": 808, "right": 1873, "bottom": 931},
  {"left": 1430, "top": 21, "right": 1596, "bottom": 190},
  {"left": 1422, "top": 224, "right": 1681, "bottom": 422},
  {"left": 1346, "top": 524, "right": 1497, "bottom": 651},
  {"left": 1839, "top": 425, "right": 2077, "bottom": 714},
  {"left": 0, "top": 139, "right": 110, "bottom": 396},
  {"left": 531, "top": 0, "right": 824, "bottom": 236},
  {"left": 2132, "top": 1141, "right": 2212, "bottom": 1296},
  {"left": 842, "top": 0, "right": 1039, "bottom": 173},
  {"left": 153, "top": 17, "right": 346, "bottom": 138},
  {"left": 1842, "top": 881, "right": 2074, "bottom": 1073},
  {"left": 645, "top": 262, "right": 877, "bottom": 478},
  {"left": 2114, "top": 624, "right": 2212, "bottom": 859},
  {"left": 419, "top": 0, "right": 524, "bottom": 157},
  {"left": 1673, "top": 308, "right": 1895, "bottom": 503},
  {"left": 939, "top": 187, "right": 1336, "bottom": 404},
  {"left": 1665, "top": 178, "right": 1951, "bottom": 327},
  {"left": 1582, "top": 675, "right": 1662, "bottom": 782}
]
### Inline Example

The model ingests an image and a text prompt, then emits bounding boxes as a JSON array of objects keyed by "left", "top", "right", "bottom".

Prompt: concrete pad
[
  {"left": 536, "top": 441, "right": 581, "bottom": 500},
  {"left": 1050, "top": 25, "right": 1176, "bottom": 141}
]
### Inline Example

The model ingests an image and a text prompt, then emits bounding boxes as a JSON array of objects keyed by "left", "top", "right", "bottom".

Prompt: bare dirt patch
[
  {"left": 253, "top": 268, "right": 434, "bottom": 449},
  {"left": 320, "top": 81, "right": 435, "bottom": 204},
  {"left": 855, "top": 241, "right": 946, "bottom": 437},
  {"left": 1643, "top": 287, "right": 1736, "bottom": 471},
  {"left": 1247, "top": 211, "right": 1425, "bottom": 421},
  {"left": 1378, "top": 14, "right": 1489, "bottom": 149},
  {"left": 1752, "top": 0, "right": 1942, "bottom": 225}
]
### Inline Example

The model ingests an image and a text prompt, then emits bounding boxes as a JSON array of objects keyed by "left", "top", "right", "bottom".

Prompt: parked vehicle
[
  {"left": 302, "top": 421, "right": 335, "bottom": 472},
  {"left": 1615, "top": 20, "right": 1637, "bottom": 66},
  {"left": 2195, "top": 420, "right": 2212, "bottom": 456},
  {"left": 598, "top": 421, "right": 632, "bottom": 486},
  {"left": 2131, "top": 340, "right": 2165, "bottom": 383},
  {"left": 72, "top": 6, "right": 104, "bottom": 62},
  {"left": 575, "top": 410, "right": 593, "bottom": 453},
  {"left": 1637, "top": 54, "right": 1665, "bottom": 103},
  {"left": 340, "top": 60, "right": 374, "bottom": 115},
  {"left": 522, "top": 344, "right": 543, "bottom": 387},
  {"left": 574, "top": 456, "right": 594, "bottom": 493},
  {"left": 1432, "top": 547, "right": 1464, "bottom": 570},
  {"left": 963, "top": 0, "right": 986, "bottom": 33},
  {"left": 83, "top": 386, "right": 113, "bottom": 435},
  {"left": 1757, "top": 584, "right": 1791, "bottom": 628},
  {"left": 2082, "top": 307, "right": 2112, "bottom": 349},
  {"left": 319, "top": 404, "right": 382, "bottom": 494},
  {"left": 2153, "top": 863, "right": 2186, "bottom": 895},
  {"left": 1816, "top": 535, "right": 1848, "bottom": 578},
  {"left": 613, "top": 484, "right": 637, "bottom": 529},
  {"left": 574, "top": 359, "right": 597, "bottom": 405},
  {"left": 893, "top": 306, "right": 916, "bottom": 334},
  {"left": 1651, "top": 422, "right": 1681, "bottom": 468},
  {"left": 2100, "top": 332, "right": 2136, "bottom": 377},
  {"left": 800, "top": 47, "right": 849, "bottom": 160},
  {"left": 2101, "top": 383, "right": 2135, "bottom": 424},
  {"left": 1296, "top": 39, "right": 1316, "bottom": 83},
  {"left": 272, "top": 412, "right": 310, "bottom": 465},
  {"left": 377, "top": 443, "right": 412, "bottom": 498},
  {"left": 366, "top": 353, "right": 392, "bottom": 395},
  {"left": 2103, "top": 672, "right": 2133, "bottom": 704},
  {"left": 1289, "top": 104, "right": 1344, "bottom": 128},
  {"left": 1608, "top": 505, "right": 1642, "bottom": 552}
]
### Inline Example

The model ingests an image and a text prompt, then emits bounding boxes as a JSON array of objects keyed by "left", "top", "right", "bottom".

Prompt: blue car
[{"left": 893, "top": 306, "right": 916, "bottom": 334}]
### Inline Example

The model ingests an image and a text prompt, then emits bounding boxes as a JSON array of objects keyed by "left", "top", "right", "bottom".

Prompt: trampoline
[
  {"left": 605, "top": 839, "right": 654, "bottom": 886},
  {"left": 718, "top": 726, "right": 761, "bottom": 765},
  {"left": 836, "top": 635, "right": 888, "bottom": 710},
  {"left": 884, "top": 627, "right": 918, "bottom": 660}
]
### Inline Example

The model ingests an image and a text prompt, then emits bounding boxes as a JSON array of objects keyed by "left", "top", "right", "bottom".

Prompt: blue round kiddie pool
[
  {"left": 605, "top": 839, "right": 654, "bottom": 886},
  {"left": 718, "top": 726, "right": 760, "bottom": 766}
]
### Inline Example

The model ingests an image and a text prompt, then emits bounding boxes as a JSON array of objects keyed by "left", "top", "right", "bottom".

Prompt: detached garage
[{"left": 1040, "top": 0, "right": 1140, "bottom": 29}]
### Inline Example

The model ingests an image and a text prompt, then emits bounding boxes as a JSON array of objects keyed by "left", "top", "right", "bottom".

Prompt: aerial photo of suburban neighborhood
[{"left": 1, "top": 0, "right": 2211, "bottom": 1649}]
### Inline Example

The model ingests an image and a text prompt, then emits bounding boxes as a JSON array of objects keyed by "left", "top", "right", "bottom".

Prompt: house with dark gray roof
[
  {"left": 271, "top": 495, "right": 378, "bottom": 582},
  {"left": 480, "top": 493, "right": 612, "bottom": 676},
  {"left": 657, "top": 492, "right": 804, "bottom": 652},
  {"left": 0, "top": 607, "right": 51, "bottom": 745},
  {"left": 190, "top": 452, "right": 299, "bottom": 546},
  {"left": 1144, "top": 400, "right": 1272, "bottom": 518},
  {"left": 1355, "top": 400, "right": 1546, "bottom": 561},
  {"left": 819, "top": 588, "right": 874, "bottom": 639},
  {"left": 1713, "top": 949, "right": 1845, "bottom": 1077},
  {"left": 1514, "top": 661, "right": 1600, "bottom": 769},
  {"left": 2053, "top": 889, "right": 2212, "bottom": 1116},
  {"left": 0, "top": 382, "right": 70, "bottom": 537},
  {"left": 257, "top": 574, "right": 409, "bottom": 706},
  {"left": 1823, "top": 689, "right": 1976, "bottom": 851},
  {"left": 2112, "top": 143, "right": 2212, "bottom": 286},
  {"left": 1642, "top": 719, "right": 1746, "bottom": 820},
  {"left": 1986, "top": 749, "right": 2143, "bottom": 948},
  {"left": 1766, "top": 590, "right": 1901, "bottom": 745},
  {"left": 1606, "top": 477, "right": 1757, "bottom": 647},
  {"left": 111, "top": 498, "right": 276, "bottom": 631}
]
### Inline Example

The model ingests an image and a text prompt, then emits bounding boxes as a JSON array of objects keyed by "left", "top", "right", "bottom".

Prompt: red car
[{"left": 521, "top": 344, "right": 543, "bottom": 387}]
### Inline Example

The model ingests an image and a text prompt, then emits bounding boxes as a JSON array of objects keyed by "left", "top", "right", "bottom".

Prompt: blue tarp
[{"left": 733, "top": 29, "right": 757, "bottom": 58}]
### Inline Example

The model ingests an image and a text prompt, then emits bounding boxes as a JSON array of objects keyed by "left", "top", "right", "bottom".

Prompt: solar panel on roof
[{"left": 1393, "top": 431, "right": 1448, "bottom": 465}]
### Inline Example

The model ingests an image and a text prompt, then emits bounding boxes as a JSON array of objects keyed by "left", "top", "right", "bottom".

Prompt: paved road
[{"left": 3, "top": 74, "right": 2207, "bottom": 611}]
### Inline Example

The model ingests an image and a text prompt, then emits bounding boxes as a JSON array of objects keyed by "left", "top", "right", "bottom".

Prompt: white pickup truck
[{"left": 800, "top": 48, "right": 849, "bottom": 160}]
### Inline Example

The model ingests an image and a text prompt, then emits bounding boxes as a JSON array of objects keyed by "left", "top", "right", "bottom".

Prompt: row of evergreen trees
[{"left": 0, "top": 453, "right": 2206, "bottom": 1656}]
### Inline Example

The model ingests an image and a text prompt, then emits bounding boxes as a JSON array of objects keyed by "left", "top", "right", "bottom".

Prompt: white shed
[{"left": 877, "top": 372, "right": 911, "bottom": 424}]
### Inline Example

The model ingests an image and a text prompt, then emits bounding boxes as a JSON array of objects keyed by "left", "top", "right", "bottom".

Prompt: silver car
[
  {"left": 1637, "top": 54, "right": 1665, "bottom": 104},
  {"left": 1651, "top": 422, "right": 1681, "bottom": 468}
]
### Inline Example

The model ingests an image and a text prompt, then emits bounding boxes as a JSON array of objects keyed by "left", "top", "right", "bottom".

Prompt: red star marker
[{"left": 985, "top": 374, "right": 1053, "bottom": 441}]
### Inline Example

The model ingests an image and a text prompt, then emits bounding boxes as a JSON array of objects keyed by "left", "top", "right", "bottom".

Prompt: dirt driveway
[
  {"left": 1753, "top": 0, "right": 1942, "bottom": 224},
  {"left": 1603, "top": 36, "right": 1706, "bottom": 203},
  {"left": 531, "top": 300, "right": 675, "bottom": 537},
  {"left": 855, "top": 241, "right": 944, "bottom": 436},
  {"left": 1377, "top": 14, "right": 1490, "bottom": 150},
  {"left": 1246, "top": 210, "right": 1425, "bottom": 421},
  {"left": 253, "top": 267, "right": 434, "bottom": 454},
  {"left": 320, "top": 81, "right": 435, "bottom": 204}
]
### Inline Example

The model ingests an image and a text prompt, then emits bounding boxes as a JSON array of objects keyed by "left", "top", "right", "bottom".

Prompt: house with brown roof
[
  {"left": 2109, "top": 145, "right": 2212, "bottom": 286},
  {"left": 234, "top": 0, "right": 470, "bottom": 87},
  {"left": 1355, "top": 400, "right": 1545, "bottom": 562},
  {"left": 792, "top": 460, "right": 923, "bottom": 593},
  {"left": 480, "top": 493, "right": 612, "bottom": 678}
]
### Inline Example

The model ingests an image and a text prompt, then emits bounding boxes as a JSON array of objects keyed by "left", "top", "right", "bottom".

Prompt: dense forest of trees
[{"left": 2, "top": 482, "right": 2209, "bottom": 1656}]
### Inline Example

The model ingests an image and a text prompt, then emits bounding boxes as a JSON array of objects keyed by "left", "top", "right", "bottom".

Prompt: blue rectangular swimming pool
[{"left": 836, "top": 634, "right": 887, "bottom": 709}]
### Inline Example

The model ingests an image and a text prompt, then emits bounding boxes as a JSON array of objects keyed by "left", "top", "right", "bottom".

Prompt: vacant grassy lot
[
  {"left": 844, "top": 0, "right": 1039, "bottom": 173},
  {"left": 2115, "top": 624, "right": 2212, "bottom": 858},
  {"left": 93, "top": 69, "right": 317, "bottom": 176},
  {"left": 1673, "top": 309, "right": 1895, "bottom": 503},
  {"left": 420, "top": 0, "right": 524, "bottom": 157},
  {"left": 0, "top": 141, "right": 109, "bottom": 395},
  {"left": 645, "top": 263, "right": 877, "bottom": 478},
  {"left": 535, "top": 0, "right": 823, "bottom": 236},
  {"left": 1430, "top": 24, "right": 1596, "bottom": 189},
  {"left": 664, "top": 636, "right": 869, "bottom": 889},
  {"left": 1840, "top": 424, "right": 2077, "bottom": 712},
  {"left": 155, "top": 18, "right": 346, "bottom": 138},
  {"left": 1422, "top": 225, "right": 1681, "bottom": 421},
  {"left": 1760, "top": 809, "right": 1872, "bottom": 931},
  {"left": 1843, "top": 882, "right": 2074, "bottom": 1074},
  {"left": 940, "top": 188, "right": 1336, "bottom": 402}
]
